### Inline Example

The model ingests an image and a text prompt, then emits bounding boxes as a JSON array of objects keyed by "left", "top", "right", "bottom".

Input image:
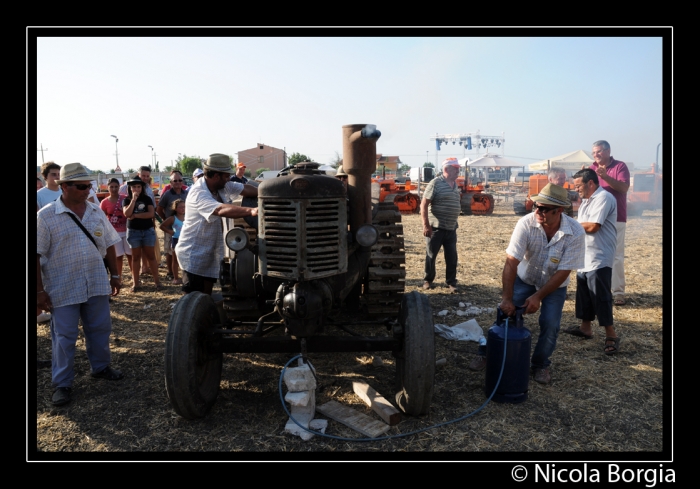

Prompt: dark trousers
[
  {"left": 576, "top": 267, "right": 613, "bottom": 326},
  {"left": 423, "top": 228, "right": 458, "bottom": 286}
]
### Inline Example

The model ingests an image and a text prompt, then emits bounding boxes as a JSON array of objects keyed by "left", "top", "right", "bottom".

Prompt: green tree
[
  {"left": 109, "top": 168, "right": 116, "bottom": 173},
  {"left": 256, "top": 167, "right": 271, "bottom": 177},
  {"left": 288, "top": 152, "right": 311, "bottom": 166},
  {"left": 423, "top": 162, "right": 435, "bottom": 168},
  {"left": 126, "top": 168, "right": 136, "bottom": 174},
  {"left": 399, "top": 163, "right": 411, "bottom": 173},
  {"left": 179, "top": 155, "right": 204, "bottom": 175}
]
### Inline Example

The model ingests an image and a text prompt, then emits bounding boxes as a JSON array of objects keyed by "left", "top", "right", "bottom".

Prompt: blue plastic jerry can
[{"left": 484, "top": 307, "right": 531, "bottom": 403}]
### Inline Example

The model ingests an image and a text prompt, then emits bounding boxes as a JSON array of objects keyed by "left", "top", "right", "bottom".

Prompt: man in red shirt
[{"left": 589, "top": 140, "right": 630, "bottom": 306}]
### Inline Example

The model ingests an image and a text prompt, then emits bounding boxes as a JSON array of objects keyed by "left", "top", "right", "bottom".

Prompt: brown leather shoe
[
  {"left": 533, "top": 367, "right": 551, "bottom": 384},
  {"left": 469, "top": 355, "right": 487, "bottom": 371}
]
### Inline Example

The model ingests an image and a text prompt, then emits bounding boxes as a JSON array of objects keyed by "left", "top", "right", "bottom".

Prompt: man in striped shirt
[{"left": 421, "top": 157, "right": 463, "bottom": 293}]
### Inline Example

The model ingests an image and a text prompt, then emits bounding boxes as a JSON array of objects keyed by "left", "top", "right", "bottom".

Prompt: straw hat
[
  {"left": 531, "top": 183, "right": 570, "bottom": 207},
  {"left": 202, "top": 153, "right": 234, "bottom": 174},
  {"left": 56, "top": 163, "right": 91, "bottom": 184},
  {"left": 335, "top": 165, "right": 348, "bottom": 178}
]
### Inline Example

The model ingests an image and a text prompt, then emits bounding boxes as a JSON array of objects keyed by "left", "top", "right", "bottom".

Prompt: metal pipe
[
  {"left": 342, "top": 124, "right": 381, "bottom": 232},
  {"left": 655, "top": 143, "right": 661, "bottom": 167}
]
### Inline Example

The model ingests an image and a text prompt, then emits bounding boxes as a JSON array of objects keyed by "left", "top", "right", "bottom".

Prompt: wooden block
[
  {"left": 316, "top": 401, "right": 390, "bottom": 438},
  {"left": 352, "top": 381, "right": 401, "bottom": 426}
]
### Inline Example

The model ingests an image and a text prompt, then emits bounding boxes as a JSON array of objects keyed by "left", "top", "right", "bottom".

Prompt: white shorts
[{"left": 114, "top": 231, "right": 131, "bottom": 257}]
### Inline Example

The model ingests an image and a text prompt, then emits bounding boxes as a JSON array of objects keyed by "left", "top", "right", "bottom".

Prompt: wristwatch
[{"left": 111, "top": 275, "right": 121, "bottom": 279}]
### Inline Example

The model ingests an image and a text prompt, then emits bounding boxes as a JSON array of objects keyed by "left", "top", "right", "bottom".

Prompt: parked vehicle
[{"left": 510, "top": 171, "right": 539, "bottom": 184}]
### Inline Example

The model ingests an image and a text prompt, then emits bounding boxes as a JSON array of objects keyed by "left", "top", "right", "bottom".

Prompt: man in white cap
[
  {"left": 177, "top": 154, "right": 258, "bottom": 295},
  {"left": 468, "top": 183, "right": 585, "bottom": 384},
  {"left": 420, "top": 157, "right": 462, "bottom": 293},
  {"left": 37, "top": 163, "right": 124, "bottom": 406}
]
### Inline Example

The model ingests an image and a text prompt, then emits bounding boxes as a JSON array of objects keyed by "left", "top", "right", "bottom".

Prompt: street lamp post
[
  {"left": 37, "top": 143, "right": 49, "bottom": 164},
  {"left": 111, "top": 135, "right": 119, "bottom": 168},
  {"left": 655, "top": 143, "right": 661, "bottom": 167},
  {"left": 148, "top": 145, "right": 155, "bottom": 168}
]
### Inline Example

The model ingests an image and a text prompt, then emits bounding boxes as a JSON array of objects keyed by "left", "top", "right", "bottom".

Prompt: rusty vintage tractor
[{"left": 164, "top": 124, "right": 435, "bottom": 420}]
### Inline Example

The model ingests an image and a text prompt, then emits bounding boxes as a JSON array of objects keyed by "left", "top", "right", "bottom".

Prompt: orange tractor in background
[
  {"left": 513, "top": 174, "right": 580, "bottom": 216},
  {"left": 455, "top": 176, "right": 495, "bottom": 215},
  {"left": 373, "top": 175, "right": 421, "bottom": 214},
  {"left": 627, "top": 163, "right": 662, "bottom": 216}
]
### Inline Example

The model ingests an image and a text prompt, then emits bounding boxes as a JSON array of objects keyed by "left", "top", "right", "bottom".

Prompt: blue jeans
[
  {"left": 50, "top": 295, "right": 113, "bottom": 388},
  {"left": 423, "top": 228, "right": 458, "bottom": 286},
  {"left": 126, "top": 227, "right": 156, "bottom": 248},
  {"left": 512, "top": 275, "right": 567, "bottom": 369}
]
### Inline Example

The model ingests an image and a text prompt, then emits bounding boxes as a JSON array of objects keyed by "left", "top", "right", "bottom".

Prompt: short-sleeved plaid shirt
[
  {"left": 37, "top": 198, "right": 120, "bottom": 308},
  {"left": 505, "top": 213, "right": 585, "bottom": 290},
  {"left": 176, "top": 178, "right": 244, "bottom": 278}
]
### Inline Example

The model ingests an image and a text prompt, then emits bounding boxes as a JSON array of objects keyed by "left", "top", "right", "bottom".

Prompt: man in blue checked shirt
[{"left": 37, "top": 163, "right": 125, "bottom": 407}]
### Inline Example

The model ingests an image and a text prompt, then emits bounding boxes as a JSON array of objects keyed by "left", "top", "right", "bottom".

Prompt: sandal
[
  {"left": 614, "top": 298, "right": 626, "bottom": 306},
  {"left": 171, "top": 279, "right": 182, "bottom": 285},
  {"left": 604, "top": 336, "right": 621, "bottom": 355},
  {"left": 130, "top": 285, "right": 142, "bottom": 293},
  {"left": 564, "top": 326, "right": 593, "bottom": 339},
  {"left": 154, "top": 283, "right": 164, "bottom": 291}
]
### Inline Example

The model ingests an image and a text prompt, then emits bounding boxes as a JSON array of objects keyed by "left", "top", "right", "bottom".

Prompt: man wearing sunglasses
[
  {"left": 37, "top": 163, "right": 124, "bottom": 406},
  {"left": 469, "top": 183, "right": 585, "bottom": 384},
  {"left": 565, "top": 169, "right": 620, "bottom": 355},
  {"left": 157, "top": 170, "right": 189, "bottom": 280}
]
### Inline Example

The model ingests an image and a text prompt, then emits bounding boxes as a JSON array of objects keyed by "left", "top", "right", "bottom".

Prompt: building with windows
[{"left": 237, "top": 143, "right": 287, "bottom": 175}]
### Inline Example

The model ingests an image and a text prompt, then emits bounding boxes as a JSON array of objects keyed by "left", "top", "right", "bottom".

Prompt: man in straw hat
[
  {"left": 177, "top": 153, "right": 258, "bottom": 295},
  {"left": 421, "top": 157, "right": 462, "bottom": 293},
  {"left": 37, "top": 163, "right": 125, "bottom": 406},
  {"left": 564, "top": 169, "right": 620, "bottom": 354},
  {"left": 468, "top": 183, "right": 585, "bottom": 384}
]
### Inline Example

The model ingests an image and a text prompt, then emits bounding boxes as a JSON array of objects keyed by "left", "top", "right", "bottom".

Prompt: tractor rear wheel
[
  {"left": 165, "top": 292, "right": 223, "bottom": 419},
  {"left": 395, "top": 291, "right": 434, "bottom": 415}
]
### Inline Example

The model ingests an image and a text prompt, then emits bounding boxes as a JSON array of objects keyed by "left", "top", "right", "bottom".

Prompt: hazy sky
[{"left": 34, "top": 30, "right": 667, "bottom": 174}]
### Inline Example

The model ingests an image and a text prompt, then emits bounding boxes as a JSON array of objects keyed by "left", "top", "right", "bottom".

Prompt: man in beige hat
[
  {"left": 176, "top": 154, "right": 259, "bottom": 295},
  {"left": 37, "top": 163, "right": 124, "bottom": 406},
  {"left": 469, "top": 183, "right": 585, "bottom": 384},
  {"left": 334, "top": 165, "right": 348, "bottom": 191}
]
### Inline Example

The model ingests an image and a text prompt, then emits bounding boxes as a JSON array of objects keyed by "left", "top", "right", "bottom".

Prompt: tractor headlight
[
  {"left": 355, "top": 224, "right": 378, "bottom": 247},
  {"left": 225, "top": 227, "right": 249, "bottom": 252}
]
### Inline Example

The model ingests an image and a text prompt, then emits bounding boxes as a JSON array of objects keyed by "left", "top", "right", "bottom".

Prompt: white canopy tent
[
  {"left": 528, "top": 149, "right": 594, "bottom": 173},
  {"left": 467, "top": 153, "right": 527, "bottom": 186}
]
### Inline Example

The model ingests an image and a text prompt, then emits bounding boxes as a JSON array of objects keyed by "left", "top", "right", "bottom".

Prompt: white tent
[
  {"left": 528, "top": 150, "right": 594, "bottom": 172},
  {"left": 467, "top": 153, "right": 526, "bottom": 167},
  {"left": 467, "top": 154, "right": 526, "bottom": 186}
]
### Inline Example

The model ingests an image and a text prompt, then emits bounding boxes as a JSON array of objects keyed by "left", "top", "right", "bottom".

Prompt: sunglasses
[
  {"left": 533, "top": 203, "right": 558, "bottom": 214},
  {"left": 171, "top": 179, "right": 183, "bottom": 183},
  {"left": 66, "top": 183, "right": 91, "bottom": 190}
]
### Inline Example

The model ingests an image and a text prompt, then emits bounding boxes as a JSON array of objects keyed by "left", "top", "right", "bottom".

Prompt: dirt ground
[{"left": 33, "top": 198, "right": 665, "bottom": 459}]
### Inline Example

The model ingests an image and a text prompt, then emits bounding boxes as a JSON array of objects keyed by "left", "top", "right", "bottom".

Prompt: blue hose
[{"left": 278, "top": 318, "right": 510, "bottom": 442}]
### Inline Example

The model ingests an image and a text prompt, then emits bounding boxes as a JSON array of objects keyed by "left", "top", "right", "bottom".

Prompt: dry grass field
[{"left": 33, "top": 198, "right": 665, "bottom": 459}]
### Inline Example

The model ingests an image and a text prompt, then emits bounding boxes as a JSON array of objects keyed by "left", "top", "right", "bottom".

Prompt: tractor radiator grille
[{"left": 259, "top": 198, "right": 347, "bottom": 280}]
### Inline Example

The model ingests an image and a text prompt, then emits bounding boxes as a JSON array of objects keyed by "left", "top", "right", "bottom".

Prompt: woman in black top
[{"left": 123, "top": 177, "right": 162, "bottom": 292}]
